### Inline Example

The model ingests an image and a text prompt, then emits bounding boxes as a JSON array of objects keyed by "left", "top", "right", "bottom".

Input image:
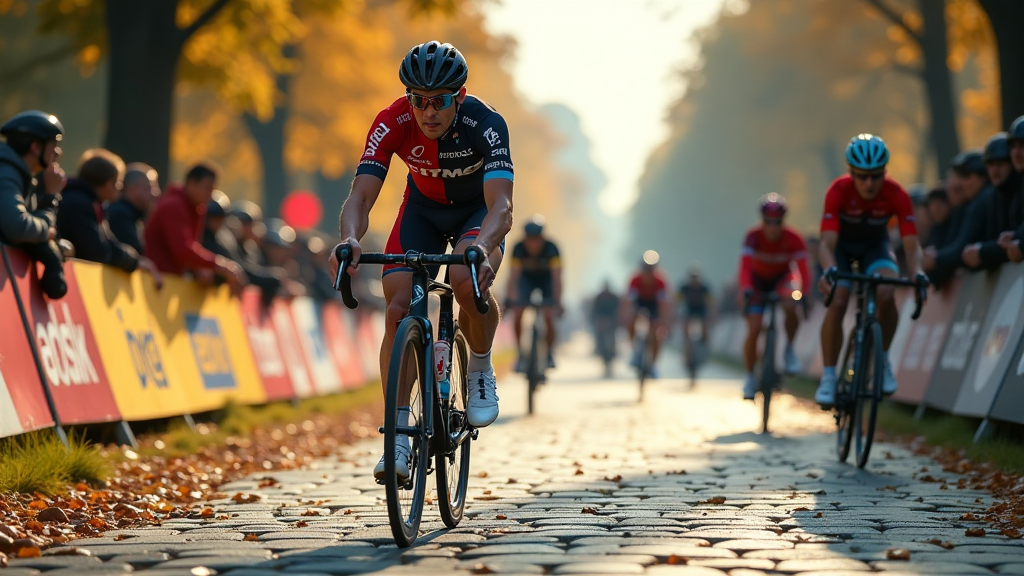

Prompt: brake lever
[
  {"left": 333, "top": 244, "right": 359, "bottom": 309},
  {"left": 464, "top": 246, "right": 490, "bottom": 315}
]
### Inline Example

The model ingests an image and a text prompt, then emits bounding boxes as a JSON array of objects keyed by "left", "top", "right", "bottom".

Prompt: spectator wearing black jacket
[
  {"left": 962, "top": 133, "right": 1023, "bottom": 270},
  {"left": 108, "top": 162, "right": 159, "bottom": 255},
  {"left": 1001, "top": 115, "right": 1024, "bottom": 263},
  {"left": 923, "top": 150, "right": 989, "bottom": 285},
  {"left": 925, "top": 188, "right": 952, "bottom": 250},
  {"left": 0, "top": 111, "right": 68, "bottom": 299},
  {"left": 56, "top": 149, "right": 163, "bottom": 285}
]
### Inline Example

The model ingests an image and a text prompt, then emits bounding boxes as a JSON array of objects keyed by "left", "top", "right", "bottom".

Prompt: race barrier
[
  {"left": 713, "top": 261, "right": 1024, "bottom": 439},
  {"left": 0, "top": 243, "right": 402, "bottom": 441}
]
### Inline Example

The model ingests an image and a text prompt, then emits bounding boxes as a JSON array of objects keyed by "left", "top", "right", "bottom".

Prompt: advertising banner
[
  {"left": 890, "top": 278, "right": 962, "bottom": 405},
  {"left": 290, "top": 297, "right": 342, "bottom": 395},
  {"left": 6, "top": 250, "right": 120, "bottom": 424},
  {"left": 923, "top": 271, "right": 997, "bottom": 412},
  {"left": 143, "top": 276, "right": 265, "bottom": 413},
  {"left": 71, "top": 261, "right": 194, "bottom": 420},
  {"left": 270, "top": 299, "right": 315, "bottom": 398},
  {"left": 239, "top": 289, "right": 294, "bottom": 401},
  {"left": 952, "top": 265, "right": 1024, "bottom": 417},
  {"left": 0, "top": 247, "right": 53, "bottom": 436},
  {"left": 988, "top": 318, "right": 1024, "bottom": 425},
  {"left": 321, "top": 301, "right": 366, "bottom": 390}
]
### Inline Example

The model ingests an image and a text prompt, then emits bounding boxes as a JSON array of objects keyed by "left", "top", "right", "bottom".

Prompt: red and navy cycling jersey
[
  {"left": 739, "top": 225, "right": 811, "bottom": 296},
  {"left": 820, "top": 175, "right": 916, "bottom": 244},
  {"left": 356, "top": 95, "right": 513, "bottom": 205},
  {"left": 628, "top": 272, "right": 669, "bottom": 303}
]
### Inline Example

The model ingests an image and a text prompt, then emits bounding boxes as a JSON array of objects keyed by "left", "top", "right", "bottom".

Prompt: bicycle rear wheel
[
  {"left": 854, "top": 322, "right": 884, "bottom": 468},
  {"left": 384, "top": 319, "right": 430, "bottom": 548},
  {"left": 759, "top": 325, "right": 776, "bottom": 435},
  {"left": 836, "top": 329, "right": 857, "bottom": 463},
  {"left": 527, "top": 320, "right": 541, "bottom": 415},
  {"left": 436, "top": 328, "right": 471, "bottom": 528},
  {"left": 638, "top": 332, "right": 652, "bottom": 402}
]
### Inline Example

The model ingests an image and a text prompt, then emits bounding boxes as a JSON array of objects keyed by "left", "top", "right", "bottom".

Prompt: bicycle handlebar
[
  {"left": 332, "top": 245, "right": 490, "bottom": 314},
  {"left": 823, "top": 268, "right": 928, "bottom": 320}
]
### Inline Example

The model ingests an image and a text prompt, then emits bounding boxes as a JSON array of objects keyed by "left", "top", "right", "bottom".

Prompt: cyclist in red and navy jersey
[
  {"left": 738, "top": 193, "right": 810, "bottom": 400},
  {"left": 625, "top": 251, "right": 672, "bottom": 376},
  {"left": 815, "top": 134, "right": 927, "bottom": 407},
  {"left": 329, "top": 41, "right": 513, "bottom": 482}
]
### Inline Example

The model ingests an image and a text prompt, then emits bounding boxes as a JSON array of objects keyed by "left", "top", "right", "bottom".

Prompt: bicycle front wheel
[
  {"left": 759, "top": 326, "right": 776, "bottom": 435},
  {"left": 527, "top": 321, "right": 541, "bottom": 415},
  {"left": 836, "top": 329, "right": 857, "bottom": 463},
  {"left": 384, "top": 319, "right": 430, "bottom": 547},
  {"left": 854, "top": 322, "right": 884, "bottom": 468},
  {"left": 436, "top": 328, "right": 471, "bottom": 528},
  {"left": 638, "top": 332, "right": 652, "bottom": 402}
]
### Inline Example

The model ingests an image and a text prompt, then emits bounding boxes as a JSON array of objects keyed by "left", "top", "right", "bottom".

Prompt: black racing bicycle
[
  {"left": 521, "top": 296, "right": 548, "bottom": 415},
  {"left": 682, "top": 317, "right": 708, "bottom": 390},
  {"left": 634, "top": 315, "right": 655, "bottom": 402},
  {"left": 751, "top": 291, "right": 781, "bottom": 435},
  {"left": 823, "top": 269, "right": 926, "bottom": 468},
  {"left": 334, "top": 245, "right": 489, "bottom": 547}
]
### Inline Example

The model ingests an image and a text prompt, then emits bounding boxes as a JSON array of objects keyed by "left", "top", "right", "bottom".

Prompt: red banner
[
  {"left": 0, "top": 246, "right": 54, "bottom": 437},
  {"left": 239, "top": 289, "right": 295, "bottom": 402},
  {"left": 321, "top": 302, "right": 366, "bottom": 390},
  {"left": 269, "top": 298, "right": 315, "bottom": 398},
  {"left": 5, "top": 249, "right": 120, "bottom": 424}
]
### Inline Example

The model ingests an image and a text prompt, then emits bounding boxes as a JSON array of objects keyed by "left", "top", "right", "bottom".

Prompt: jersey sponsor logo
[
  {"left": 185, "top": 315, "right": 237, "bottom": 390},
  {"left": 483, "top": 127, "right": 501, "bottom": 146},
  {"left": 439, "top": 149, "right": 474, "bottom": 159},
  {"left": 364, "top": 122, "right": 391, "bottom": 157},
  {"left": 411, "top": 145, "right": 425, "bottom": 157},
  {"left": 397, "top": 113, "right": 412, "bottom": 124},
  {"left": 359, "top": 159, "right": 388, "bottom": 171},
  {"left": 484, "top": 160, "right": 514, "bottom": 171},
  {"left": 411, "top": 285, "right": 425, "bottom": 307},
  {"left": 413, "top": 159, "right": 484, "bottom": 178},
  {"left": 36, "top": 303, "right": 99, "bottom": 387},
  {"left": 405, "top": 157, "right": 431, "bottom": 165},
  {"left": 491, "top": 147, "right": 508, "bottom": 157},
  {"left": 246, "top": 325, "right": 286, "bottom": 379},
  {"left": 462, "top": 116, "right": 478, "bottom": 128}
]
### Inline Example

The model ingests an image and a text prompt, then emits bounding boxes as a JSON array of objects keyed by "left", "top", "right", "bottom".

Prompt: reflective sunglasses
[
  {"left": 406, "top": 91, "right": 460, "bottom": 111},
  {"left": 852, "top": 170, "right": 885, "bottom": 182},
  {"left": 763, "top": 217, "right": 783, "bottom": 226}
]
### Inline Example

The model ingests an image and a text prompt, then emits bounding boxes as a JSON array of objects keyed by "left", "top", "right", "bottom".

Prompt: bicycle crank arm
[{"left": 377, "top": 425, "right": 422, "bottom": 437}]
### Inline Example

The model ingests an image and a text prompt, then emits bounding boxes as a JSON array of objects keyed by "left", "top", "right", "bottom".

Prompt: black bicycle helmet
[
  {"left": 399, "top": 41, "right": 468, "bottom": 92},
  {"left": 1, "top": 110, "right": 64, "bottom": 142},
  {"left": 1009, "top": 115, "right": 1024, "bottom": 143},
  {"left": 984, "top": 132, "right": 1010, "bottom": 162}
]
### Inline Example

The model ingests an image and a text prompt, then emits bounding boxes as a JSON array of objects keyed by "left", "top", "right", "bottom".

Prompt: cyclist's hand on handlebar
[
  {"left": 329, "top": 239, "right": 361, "bottom": 278},
  {"left": 738, "top": 288, "right": 752, "bottom": 309},
  {"left": 472, "top": 245, "right": 495, "bottom": 293}
]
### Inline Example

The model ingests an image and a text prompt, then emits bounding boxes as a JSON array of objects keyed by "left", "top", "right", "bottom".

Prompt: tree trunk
[
  {"left": 918, "top": 0, "right": 959, "bottom": 174},
  {"left": 103, "top": 0, "right": 182, "bottom": 185},
  {"left": 978, "top": 0, "right": 1024, "bottom": 127},
  {"left": 316, "top": 169, "right": 355, "bottom": 235},
  {"left": 243, "top": 45, "right": 295, "bottom": 219}
]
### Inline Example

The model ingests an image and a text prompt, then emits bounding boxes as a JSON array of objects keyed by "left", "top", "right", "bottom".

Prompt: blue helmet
[{"left": 845, "top": 133, "right": 890, "bottom": 170}]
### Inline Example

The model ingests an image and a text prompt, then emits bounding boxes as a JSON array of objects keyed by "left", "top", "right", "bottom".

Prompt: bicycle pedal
[
  {"left": 377, "top": 426, "right": 385, "bottom": 434},
  {"left": 470, "top": 428, "right": 480, "bottom": 440},
  {"left": 374, "top": 478, "right": 386, "bottom": 486}
]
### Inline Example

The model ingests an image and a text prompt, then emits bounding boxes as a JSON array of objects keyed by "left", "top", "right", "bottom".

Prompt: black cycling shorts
[
  {"left": 513, "top": 276, "right": 553, "bottom": 306},
  {"left": 834, "top": 237, "right": 898, "bottom": 287}
]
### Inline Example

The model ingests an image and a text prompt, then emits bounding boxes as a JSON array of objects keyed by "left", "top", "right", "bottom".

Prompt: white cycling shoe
[
  {"left": 882, "top": 359, "right": 898, "bottom": 395},
  {"left": 784, "top": 347, "right": 801, "bottom": 375},
  {"left": 373, "top": 443, "right": 412, "bottom": 483},
  {"left": 742, "top": 373, "right": 757, "bottom": 401},
  {"left": 467, "top": 369, "right": 499, "bottom": 427},
  {"left": 815, "top": 373, "right": 838, "bottom": 408}
]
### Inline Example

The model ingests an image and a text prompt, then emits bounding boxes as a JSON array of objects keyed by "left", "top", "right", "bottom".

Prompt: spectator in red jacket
[{"left": 143, "top": 163, "right": 246, "bottom": 287}]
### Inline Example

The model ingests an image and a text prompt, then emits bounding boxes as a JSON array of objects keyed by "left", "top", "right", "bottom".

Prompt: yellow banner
[{"left": 71, "top": 261, "right": 193, "bottom": 420}]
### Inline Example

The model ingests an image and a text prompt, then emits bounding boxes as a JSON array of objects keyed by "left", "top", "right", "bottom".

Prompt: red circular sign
[{"left": 280, "top": 190, "right": 323, "bottom": 231}]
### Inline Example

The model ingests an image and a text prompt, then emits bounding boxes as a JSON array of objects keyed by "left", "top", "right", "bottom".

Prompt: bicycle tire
[
  {"left": 638, "top": 331, "right": 651, "bottom": 402},
  {"left": 760, "top": 324, "right": 776, "bottom": 435},
  {"left": 836, "top": 329, "right": 857, "bottom": 463},
  {"left": 854, "top": 322, "right": 884, "bottom": 469},
  {"left": 384, "top": 318, "right": 430, "bottom": 548},
  {"left": 527, "top": 320, "right": 540, "bottom": 415},
  {"left": 436, "top": 328, "right": 471, "bottom": 528}
]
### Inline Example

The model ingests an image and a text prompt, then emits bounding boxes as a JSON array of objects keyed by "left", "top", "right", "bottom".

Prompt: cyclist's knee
[
  {"left": 877, "top": 285, "right": 896, "bottom": 303},
  {"left": 385, "top": 299, "right": 410, "bottom": 330},
  {"left": 829, "top": 289, "right": 851, "bottom": 310}
]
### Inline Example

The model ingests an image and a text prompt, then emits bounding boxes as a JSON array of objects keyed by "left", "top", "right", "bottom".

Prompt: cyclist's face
[
  {"left": 762, "top": 218, "right": 783, "bottom": 241},
  {"left": 850, "top": 167, "right": 885, "bottom": 199},
  {"left": 409, "top": 86, "right": 466, "bottom": 140}
]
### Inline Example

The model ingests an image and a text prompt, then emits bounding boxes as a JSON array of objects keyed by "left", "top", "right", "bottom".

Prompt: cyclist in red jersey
[
  {"left": 625, "top": 250, "right": 672, "bottom": 376},
  {"left": 328, "top": 42, "right": 513, "bottom": 482},
  {"left": 738, "top": 193, "right": 811, "bottom": 400},
  {"left": 814, "top": 134, "right": 927, "bottom": 407}
]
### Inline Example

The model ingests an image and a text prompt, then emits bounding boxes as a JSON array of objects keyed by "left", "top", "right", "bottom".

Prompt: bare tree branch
[
  {"left": 0, "top": 43, "right": 76, "bottom": 85},
  {"left": 179, "top": 0, "right": 234, "bottom": 41},
  {"left": 863, "top": 0, "right": 923, "bottom": 46}
]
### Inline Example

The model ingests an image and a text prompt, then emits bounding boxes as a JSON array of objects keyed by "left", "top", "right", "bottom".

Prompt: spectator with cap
[
  {"left": 143, "top": 162, "right": 247, "bottom": 287},
  {"left": 907, "top": 185, "right": 932, "bottom": 246},
  {"left": 999, "top": 115, "right": 1024, "bottom": 263},
  {"left": 924, "top": 187, "right": 952, "bottom": 251},
  {"left": 0, "top": 110, "right": 68, "bottom": 299},
  {"left": 56, "top": 149, "right": 163, "bottom": 285},
  {"left": 108, "top": 162, "right": 159, "bottom": 255},
  {"left": 923, "top": 150, "right": 989, "bottom": 285},
  {"left": 962, "top": 132, "right": 1023, "bottom": 270}
]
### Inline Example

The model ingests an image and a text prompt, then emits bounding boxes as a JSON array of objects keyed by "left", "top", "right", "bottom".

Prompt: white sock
[
  {"left": 396, "top": 407, "right": 411, "bottom": 449},
  {"left": 468, "top": 350, "right": 492, "bottom": 373}
]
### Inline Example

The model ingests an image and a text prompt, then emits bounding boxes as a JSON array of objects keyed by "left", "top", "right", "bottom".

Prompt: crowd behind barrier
[
  {"left": 710, "top": 262, "right": 1024, "bottom": 437},
  {"left": 0, "top": 243, "right": 517, "bottom": 442}
]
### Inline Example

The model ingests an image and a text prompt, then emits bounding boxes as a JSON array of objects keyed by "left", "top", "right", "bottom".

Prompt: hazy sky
[{"left": 482, "top": 0, "right": 728, "bottom": 216}]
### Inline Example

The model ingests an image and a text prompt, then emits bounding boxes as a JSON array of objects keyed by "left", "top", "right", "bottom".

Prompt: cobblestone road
[{"left": 11, "top": 338, "right": 1024, "bottom": 575}]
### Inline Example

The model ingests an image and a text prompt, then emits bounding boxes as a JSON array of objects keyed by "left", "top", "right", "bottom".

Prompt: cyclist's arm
[
  {"left": 552, "top": 261, "right": 563, "bottom": 307},
  {"left": 819, "top": 230, "right": 838, "bottom": 270},
  {"left": 902, "top": 235, "right": 923, "bottom": 276},
  {"left": 339, "top": 174, "right": 384, "bottom": 242},
  {"left": 474, "top": 179, "right": 513, "bottom": 256}
]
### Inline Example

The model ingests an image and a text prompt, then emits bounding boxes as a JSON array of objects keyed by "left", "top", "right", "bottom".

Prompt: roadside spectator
[
  {"left": 0, "top": 111, "right": 68, "bottom": 299},
  {"left": 925, "top": 188, "right": 952, "bottom": 250},
  {"left": 962, "top": 133, "right": 1023, "bottom": 269},
  {"left": 143, "top": 162, "right": 246, "bottom": 287},
  {"left": 108, "top": 162, "right": 159, "bottom": 255},
  {"left": 923, "top": 150, "right": 989, "bottom": 285},
  {"left": 56, "top": 149, "right": 162, "bottom": 285},
  {"left": 908, "top": 185, "right": 932, "bottom": 246},
  {"left": 296, "top": 231, "right": 340, "bottom": 301},
  {"left": 1000, "top": 116, "right": 1024, "bottom": 263}
]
